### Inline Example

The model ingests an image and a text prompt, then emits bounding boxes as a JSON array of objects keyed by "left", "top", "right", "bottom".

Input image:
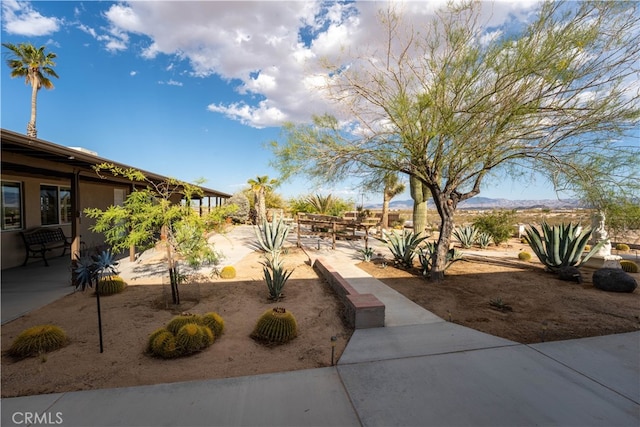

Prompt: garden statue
[{"left": 590, "top": 211, "right": 622, "bottom": 268}]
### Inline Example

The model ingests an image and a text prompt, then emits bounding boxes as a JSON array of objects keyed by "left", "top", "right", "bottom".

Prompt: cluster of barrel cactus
[
  {"left": 147, "top": 312, "right": 224, "bottom": 359},
  {"left": 8, "top": 324, "right": 68, "bottom": 359}
]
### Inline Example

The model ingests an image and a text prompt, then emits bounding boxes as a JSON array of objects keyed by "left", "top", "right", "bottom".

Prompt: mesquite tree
[
  {"left": 85, "top": 163, "right": 220, "bottom": 303},
  {"left": 271, "top": 1, "right": 640, "bottom": 281}
]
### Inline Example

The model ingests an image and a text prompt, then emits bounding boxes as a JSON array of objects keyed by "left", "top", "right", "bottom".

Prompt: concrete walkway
[{"left": 2, "top": 226, "right": 639, "bottom": 426}]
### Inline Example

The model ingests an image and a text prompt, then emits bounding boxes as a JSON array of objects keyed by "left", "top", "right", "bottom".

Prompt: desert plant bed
[
  {"left": 1, "top": 248, "right": 352, "bottom": 398},
  {"left": 358, "top": 237, "right": 639, "bottom": 344}
]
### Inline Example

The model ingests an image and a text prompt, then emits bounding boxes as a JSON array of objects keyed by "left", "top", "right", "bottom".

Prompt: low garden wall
[{"left": 313, "top": 257, "right": 385, "bottom": 329}]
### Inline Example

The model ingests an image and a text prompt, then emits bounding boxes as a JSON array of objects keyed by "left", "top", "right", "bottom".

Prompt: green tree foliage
[
  {"left": 271, "top": 1, "right": 640, "bottom": 281},
  {"left": 84, "top": 164, "right": 220, "bottom": 304},
  {"left": 2, "top": 42, "right": 58, "bottom": 137}
]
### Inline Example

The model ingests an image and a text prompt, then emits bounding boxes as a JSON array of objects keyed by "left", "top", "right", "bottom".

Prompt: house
[{"left": 1, "top": 128, "right": 231, "bottom": 269}]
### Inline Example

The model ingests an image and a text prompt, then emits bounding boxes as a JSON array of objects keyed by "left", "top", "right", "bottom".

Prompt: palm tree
[
  {"left": 381, "top": 174, "right": 405, "bottom": 230},
  {"left": 3, "top": 42, "right": 58, "bottom": 138},
  {"left": 247, "top": 175, "right": 277, "bottom": 223},
  {"left": 307, "top": 194, "right": 335, "bottom": 215}
]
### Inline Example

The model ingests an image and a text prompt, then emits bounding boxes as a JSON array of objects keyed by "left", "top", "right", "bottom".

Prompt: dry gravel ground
[{"left": 2, "top": 237, "right": 638, "bottom": 398}]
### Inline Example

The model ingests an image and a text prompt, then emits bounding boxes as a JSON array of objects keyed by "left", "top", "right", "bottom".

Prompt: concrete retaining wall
[{"left": 313, "top": 257, "right": 385, "bottom": 329}]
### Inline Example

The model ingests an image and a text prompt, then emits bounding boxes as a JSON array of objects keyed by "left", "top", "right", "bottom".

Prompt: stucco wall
[{"left": 1, "top": 174, "right": 129, "bottom": 269}]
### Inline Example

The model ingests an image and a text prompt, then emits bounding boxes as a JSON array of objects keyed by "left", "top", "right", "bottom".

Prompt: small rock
[
  {"left": 557, "top": 266, "right": 582, "bottom": 283},
  {"left": 593, "top": 268, "right": 637, "bottom": 293}
]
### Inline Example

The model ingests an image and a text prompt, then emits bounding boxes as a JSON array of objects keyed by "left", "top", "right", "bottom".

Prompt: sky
[{"left": 1, "top": 0, "right": 586, "bottom": 204}]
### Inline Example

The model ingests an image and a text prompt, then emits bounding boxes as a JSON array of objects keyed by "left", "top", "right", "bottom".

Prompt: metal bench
[{"left": 20, "top": 227, "right": 71, "bottom": 266}]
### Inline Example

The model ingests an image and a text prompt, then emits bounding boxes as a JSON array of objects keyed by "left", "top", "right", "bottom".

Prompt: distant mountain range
[{"left": 365, "top": 197, "right": 582, "bottom": 210}]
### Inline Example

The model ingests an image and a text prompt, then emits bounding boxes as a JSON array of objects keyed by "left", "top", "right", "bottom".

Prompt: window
[
  {"left": 40, "top": 185, "right": 72, "bottom": 226},
  {"left": 1, "top": 181, "right": 23, "bottom": 231}
]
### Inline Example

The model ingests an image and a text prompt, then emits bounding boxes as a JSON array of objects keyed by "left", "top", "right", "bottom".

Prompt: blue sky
[{"left": 1, "top": 0, "right": 578, "bottom": 203}]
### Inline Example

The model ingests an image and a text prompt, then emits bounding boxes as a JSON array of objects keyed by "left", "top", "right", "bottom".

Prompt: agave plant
[
  {"left": 476, "top": 232, "right": 492, "bottom": 249},
  {"left": 261, "top": 253, "right": 293, "bottom": 301},
  {"left": 254, "top": 217, "right": 290, "bottom": 255},
  {"left": 418, "top": 243, "right": 464, "bottom": 277},
  {"left": 359, "top": 247, "right": 374, "bottom": 262},
  {"left": 382, "top": 230, "right": 429, "bottom": 269},
  {"left": 524, "top": 222, "right": 604, "bottom": 271},
  {"left": 452, "top": 225, "right": 478, "bottom": 249}
]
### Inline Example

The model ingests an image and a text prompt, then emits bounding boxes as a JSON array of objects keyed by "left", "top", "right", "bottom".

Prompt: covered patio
[{"left": 1, "top": 254, "right": 74, "bottom": 325}]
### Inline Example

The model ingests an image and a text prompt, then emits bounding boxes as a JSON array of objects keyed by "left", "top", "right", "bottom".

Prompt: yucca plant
[
  {"left": 524, "top": 222, "right": 604, "bottom": 272},
  {"left": 452, "top": 225, "right": 478, "bottom": 249},
  {"left": 254, "top": 217, "right": 290, "bottom": 255},
  {"left": 382, "top": 230, "right": 429, "bottom": 269},
  {"left": 261, "top": 253, "right": 293, "bottom": 301}
]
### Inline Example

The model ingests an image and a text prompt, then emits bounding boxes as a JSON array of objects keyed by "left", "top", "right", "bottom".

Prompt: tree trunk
[
  {"left": 409, "top": 176, "right": 429, "bottom": 237},
  {"left": 381, "top": 193, "right": 390, "bottom": 229},
  {"left": 256, "top": 190, "right": 267, "bottom": 224},
  {"left": 28, "top": 82, "right": 39, "bottom": 138},
  {"left": 430, "top": 192, "right": 457, "bottom": 282}
]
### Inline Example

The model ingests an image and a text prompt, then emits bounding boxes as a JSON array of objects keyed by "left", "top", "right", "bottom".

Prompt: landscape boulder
[
  {"left": 592, "top": 268, "right": 637, "bottom": 293},
  {"left": 557, "top": 266, "right": 582, "bottom": 283}
]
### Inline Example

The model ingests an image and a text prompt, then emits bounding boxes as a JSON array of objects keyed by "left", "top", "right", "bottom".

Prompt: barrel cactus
[
  {"left": 149, "top": 329, "right": 179, "bottom": 359},
  {"left": 175, "top": 323, "right": 211, "bottom": 355},
  {"left": 166, "top": 313, "right": 202, "bottom": 334},
  {"left": 9, "top": 324, "right": 68, "bottom": 358},
  {"left": 620, "top": 260, "right": 639, "bottom": 273},
  {"left": 201, "top": 312, "right": 225, "bottom": 336},
  {"left": 616, "top": 243, "right": 630, "bottom": 252},
  {"left": 251, "top": 307, "right": 298, "bottom": 344},
  {"left": 97, "top": 275, "right": 127, "bottom": 296},
  {"left": 219, "top": 266, "right": 236, "bottom": 279},
  {"left": 518, "top": 251, "right": 532, "bottom": 262}
]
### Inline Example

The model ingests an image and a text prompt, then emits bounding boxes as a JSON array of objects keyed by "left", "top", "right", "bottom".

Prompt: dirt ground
[
  {"left": 359, "top": 238, "right": 640, "bottom": 344},
  {"left": 1, "top": 248, "right": 353, "bottom": 398},
  {"left": 2, "top": 238, "right": 638, "bottom": 398}
]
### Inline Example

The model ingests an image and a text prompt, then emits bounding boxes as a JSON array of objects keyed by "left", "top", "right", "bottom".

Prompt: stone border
[{"left": 313, "top": 257, "right": 385, "bottom": 329}]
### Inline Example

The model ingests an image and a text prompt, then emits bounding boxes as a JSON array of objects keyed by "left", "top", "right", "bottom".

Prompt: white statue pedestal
[{"left": 583, "top": 254, "right": 623, "bottom": 269}]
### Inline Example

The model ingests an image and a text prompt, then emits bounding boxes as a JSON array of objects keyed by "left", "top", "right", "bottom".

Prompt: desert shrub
[
  {"left": 226, "top": 192, "right": 250, "bottom": 224},
  {"left": 473, "top": 210, "right": 516, "bottom": 245},
  {"left": 616, "top": 243, "right": 630, "bottom": 252},
  {"left": 166, "top": 314, "right": 202, "bottom": 334},
  {"left": 452, "top": 225, "right": 478, "bottom": 248},
  {"left": 620, "top": 260, "right": 639, "bottom": 273},
  {"left": 219, "top": 266, "right": 236, "bottom": 279},
  {"left": 205, "top": 204, "right": 239, "bottom": 231},
  {"left": 251, "top": 307, "right": 297, "bottom": 344},
  {"left": 201, "top": 312, "right": 225, "bottom": 336},
  {"left": 97, "top": 275, "right": 127, "bottom": 296},
  {"left": 9, "top": 325, "right": 68, "bottom": 359},
  {"left": 518, "top": 251, "right": 532, "bottom": 262}
]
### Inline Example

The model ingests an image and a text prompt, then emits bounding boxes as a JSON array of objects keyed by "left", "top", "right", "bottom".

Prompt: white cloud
[
  {"left": 130, "top": 71, "right": 137, "bottom": 77},
  {"left": 2, "top": 0, "right": 60, "bottom": 36},
  {"left": 102, "top": 1, "right": 541, "bottom": 128}
]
